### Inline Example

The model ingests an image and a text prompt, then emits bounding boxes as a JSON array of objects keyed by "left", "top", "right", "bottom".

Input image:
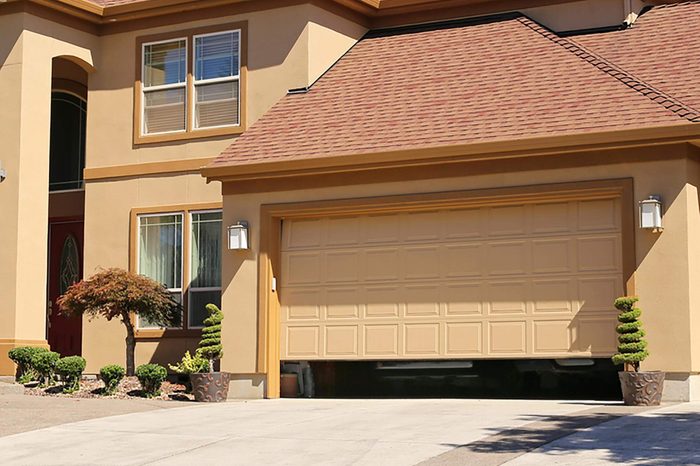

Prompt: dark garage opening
[{"left": 290, "top": 359, "right": 622, "bottom": 400}]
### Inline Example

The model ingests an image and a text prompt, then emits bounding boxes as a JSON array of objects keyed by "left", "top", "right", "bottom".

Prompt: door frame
[
  {"left": 257, "top": 178, "right": 636, "bottom": 398},
  {"left": 47, "top": 216, "right": 84, "bottom": 343}
]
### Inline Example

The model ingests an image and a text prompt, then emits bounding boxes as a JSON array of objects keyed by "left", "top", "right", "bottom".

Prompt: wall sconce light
[
  {"left": 228, "top": 221, "right": 250, "bottom": 250},
  {"left": 639, "top": 195, "right": 663, "bottom": 232}
]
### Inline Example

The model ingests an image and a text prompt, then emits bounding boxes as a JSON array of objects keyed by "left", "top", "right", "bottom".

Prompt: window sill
[
  {"left": 135, "top": 328, "right": 202, "bottom": 340},
  {"left": 133, "top": 125, "right": 245, "bottom": 146}
]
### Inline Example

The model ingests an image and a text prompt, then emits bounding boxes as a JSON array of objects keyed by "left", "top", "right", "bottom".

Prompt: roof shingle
[{"left": 210, "top": 6, "right": 698, "bottom": 168}]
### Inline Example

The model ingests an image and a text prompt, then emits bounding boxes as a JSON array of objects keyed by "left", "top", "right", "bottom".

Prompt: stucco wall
[
  {"left": 220, "top": 148, "right": 699, "bottom": 389},
  {"left": 0, "top": 12, "right": 97, "bottom": 374}
]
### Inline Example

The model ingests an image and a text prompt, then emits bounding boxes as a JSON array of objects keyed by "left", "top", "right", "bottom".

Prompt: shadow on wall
[{"left": 437, "top": 410, "right": 700, "bottom": 465}]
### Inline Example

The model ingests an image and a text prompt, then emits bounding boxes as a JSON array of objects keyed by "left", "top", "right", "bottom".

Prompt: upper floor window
[
  {"left": 49, "top": 92, "right": 86, "bottom": 191},
  {"left": 136, "top": 23, "right": 247, "bottom": 144}
]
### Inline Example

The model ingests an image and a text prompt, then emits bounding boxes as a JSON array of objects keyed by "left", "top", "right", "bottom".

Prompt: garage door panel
[
  {"left": 445, "top": 322, "right": 482, "bottom": 355},
  {"left": 364, "top": 324, "right": 399, "bottom": 356},
  {"left": 404, "top": 285, "right": 441, "bottom": 317},
  {"left": 487, "top": 281, "right": 528, "bottom": 315},
  {"left": 365, "top": 286, "right": 401, "bottom": 317},
  {"left": 488, "top": 321, "right": 527, "bottom": 354},
  {"left": 533, "top": 320, "right": 572, "bottom": 353},
  {"left": 404, "top": 323, "right": 440, "bottom": 356},
  {"left": 280, "top": 197, "right": 623, "bottom": 361},
  {"left": 532, "top": 238, "right": 573, "bottom": 274},
  {"left": 578, "top": 198, "right": 619, "bottom": 232},
  {"left": 444, "top": 283, "right": 483, "bottom": 316},
  {"left": 532, "top": 202, "right": 571, "bottom": 234},
  {"left": 325, "top": 325, "right": 359, "bottom": 357},
  {"left": 486, "top": 241, "right": 529, "bottom": 276},
  {"left": 325, "top": 250, "right": 360, "bottom": 283}
]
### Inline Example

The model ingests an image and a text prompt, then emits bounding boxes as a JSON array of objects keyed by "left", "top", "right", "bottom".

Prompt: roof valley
[{"left": 517, "top": 16, "right": 700, "bottom": 123}]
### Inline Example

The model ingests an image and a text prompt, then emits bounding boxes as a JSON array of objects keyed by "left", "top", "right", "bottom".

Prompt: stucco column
[{"left": 0, "top": 20, "right": 52, "bottom": 375}]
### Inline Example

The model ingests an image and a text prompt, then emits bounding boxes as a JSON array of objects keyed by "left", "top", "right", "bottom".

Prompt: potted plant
[
  {"left": 190, "top": 304, "right": 230, "bottom": 402},
  {"left": 169, "top": 351, "right": 209, "bottom": 393},
  {"left": 612, "top": 297, "right": 664, "bottom": 405}
]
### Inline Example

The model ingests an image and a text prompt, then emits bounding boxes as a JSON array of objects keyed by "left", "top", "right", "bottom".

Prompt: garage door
[{"left": 280, "top": 197, "right": 623, "bottom": 360}]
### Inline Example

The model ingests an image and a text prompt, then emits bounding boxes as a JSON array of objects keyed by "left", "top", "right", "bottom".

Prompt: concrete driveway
[{"left": 0, "top": 398, "right": 693, "bottom": 465}]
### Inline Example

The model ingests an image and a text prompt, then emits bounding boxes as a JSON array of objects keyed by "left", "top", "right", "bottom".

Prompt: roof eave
[{"left": 202, "top": 122, "right": 700, "bottom": 183}]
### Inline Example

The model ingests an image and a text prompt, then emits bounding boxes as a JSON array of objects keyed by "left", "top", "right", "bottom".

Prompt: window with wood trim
[
  {"left": 135, "top": 23, "right": 246, "bottom": 144},
  {"left": 135, "top": 209, "right": 222, "bottom": 331}
]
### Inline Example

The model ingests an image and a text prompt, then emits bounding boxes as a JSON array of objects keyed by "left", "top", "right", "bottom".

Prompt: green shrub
[
  {"left": 135, "top": 363, "right": 167, "bottom": 398},
  {"left": 56, "top": 356, "right": 86, "bottom": 393},
  {"left": 32, "top": 351, "right": 60, "bottom": 386},
  {"left": 100, "top": 365, "right": 126, "bottom": 395},
  {"left": 7, "top": 346, "right": 48, "bottom": 383},
  {"left": 612, "top": 297, "right": 649, "bottom": 371},
  {"left": 198, "top": 304, "right": 224, "bottom": 372},
  {"left": 169, "top": 351, "right": 208, "bottom": 375}
]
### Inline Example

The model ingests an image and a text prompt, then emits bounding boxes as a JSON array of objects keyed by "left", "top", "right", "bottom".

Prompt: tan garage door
[{"left": 280, "top": 197, "right": 623, "bottom": 360}]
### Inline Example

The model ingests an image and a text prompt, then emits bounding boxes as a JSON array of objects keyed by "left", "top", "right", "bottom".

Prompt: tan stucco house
[{"left": 2, "top": 0, "right": 700, "bottom": 401}]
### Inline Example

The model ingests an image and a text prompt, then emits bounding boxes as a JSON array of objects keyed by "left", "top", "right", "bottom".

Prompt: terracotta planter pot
[
  {"left": 190, "top": 372, "right": 231, "bottom": 402},
  {"left": 619, "top": 371, "right": 665, "bottom": 406},
  {"left": 280, "top": 373, "right": 298, "bottom": 398}
]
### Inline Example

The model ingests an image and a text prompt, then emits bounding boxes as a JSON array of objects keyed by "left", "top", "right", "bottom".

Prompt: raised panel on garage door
[{"left": 279, "top": 197, "right": 623, "bottom": 360}]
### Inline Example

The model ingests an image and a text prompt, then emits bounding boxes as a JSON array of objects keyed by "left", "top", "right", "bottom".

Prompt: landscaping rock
[{"left": 24, "top": 376, "right": 193, "bottom": 401}]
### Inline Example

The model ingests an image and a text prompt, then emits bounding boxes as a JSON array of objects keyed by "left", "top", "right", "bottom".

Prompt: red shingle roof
[
  {"left": 210, "top": 6, "right": 699, "bottom": 169},
  {"left": 572, "top": 1, "right": 700, "bottom": 113}
]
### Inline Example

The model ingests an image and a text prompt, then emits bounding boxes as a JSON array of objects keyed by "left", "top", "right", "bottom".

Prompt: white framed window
[
  {"left": 141, "top": 38, "right": 188, "bottom": 136},
  {"left": 136, "top": 213, "right": 184, "bottom": 329},
  {"left": 193, "top": 30, "right": 241, "bottom": 130},
  {"left": 188, "top": 210, "right": 223, "bottom": 328}
]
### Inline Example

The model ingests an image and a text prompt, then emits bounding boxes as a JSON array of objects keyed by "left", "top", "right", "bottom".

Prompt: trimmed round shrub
[
  {"left": 198, "top": 304, "right": 224, "bottom": 372},
  {"left": 56, "top": 356, "right": 86, "bottom": 393},
  {"left": 32, "top": 351, "right": 60, "bottom": 386},
  {"left": 135, "top": 364, "right": 167, "bottom": 398},
  {"left": 100, "top": 364, "right": 126, "bottom": 395},
  {"left": 7, "top": 346, "right": 48, "bottom": 383},
  {"left": 612, "top": 297, "right": 649, "bottom": 371}
]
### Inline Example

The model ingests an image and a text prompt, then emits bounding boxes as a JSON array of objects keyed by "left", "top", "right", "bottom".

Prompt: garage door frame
[{"left": 257, "top": 179, "right": 635, "bottom": 398}]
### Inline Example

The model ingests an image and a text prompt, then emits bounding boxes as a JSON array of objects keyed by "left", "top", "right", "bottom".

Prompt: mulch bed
[{"left": 24, "top": 376, "right": 194, "bottom": 401}]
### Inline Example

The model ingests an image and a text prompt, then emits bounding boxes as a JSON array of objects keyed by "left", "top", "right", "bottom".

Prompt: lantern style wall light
[
  {"left": 639, "top": 195, "right": 663, "bottom": 232},
  {"left": 228, "top": 221, "right": 250, "bottom": 250}
]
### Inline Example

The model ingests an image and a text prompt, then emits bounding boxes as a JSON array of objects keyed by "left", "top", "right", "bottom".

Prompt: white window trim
[
  {"left": 136, "top": 212, "right": 185, "bottom": 330},
  {"left": 188, "top": 209, "right": 223, "bottom": 329},
  {"left": 191, "top": 29, "right": 241, "bottom": 131},
  {"left": 141, "top": 37, "right": 188, "bottom": 137}
]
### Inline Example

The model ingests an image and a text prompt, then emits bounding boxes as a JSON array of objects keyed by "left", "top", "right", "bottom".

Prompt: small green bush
[
  {"left": 32, "top": 351, "right": 60, "bottom": 386},
  {"left": 100, "top": 365, "right": 126, "bottom": 395},
  {"left": 135, "top": 363, "right": 167, "bottom": 398},
  {"left": 612, "top": 297, "right": 649, "bottom": 371},
  {"left": 56, "top": 356, "right": 86, "bottom": 393},
  {"left": 169, "top": 351, "right": 208, "bottom": 375},
  {"left": 7, "top": 346, "right": 48, "bottom": 383}
]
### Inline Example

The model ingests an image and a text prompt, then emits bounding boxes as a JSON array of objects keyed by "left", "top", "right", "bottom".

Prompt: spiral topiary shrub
[
  {"left": 100, "top": 365, "right": 126, "bottom": 395},
  {"left": 56, "top": 356, "right": 86, "bottom": 393},
  {"left": 32, "top": 351, "right": 60, "bottom": 386},
  {"left": 197, "top": 304, "right": 224, "bottom": 373},
  {"left": 612, "top": 297, "right": 649, "bottom": 371},
  {"left": 7, "top": 346, "right": 48, "bottom": 383},
  {"left": 135, "top": 363, "right": 167, "bottom": 398}
]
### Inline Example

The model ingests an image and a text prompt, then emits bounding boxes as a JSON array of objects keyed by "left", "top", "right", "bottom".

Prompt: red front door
[{"left": 48, "top": 220, "right": 84, "bottom": 356}]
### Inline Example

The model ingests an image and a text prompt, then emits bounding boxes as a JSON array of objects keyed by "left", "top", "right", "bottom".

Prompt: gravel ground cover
[{"left": 24, "top": 376, "right": 194, "bottom": 401}]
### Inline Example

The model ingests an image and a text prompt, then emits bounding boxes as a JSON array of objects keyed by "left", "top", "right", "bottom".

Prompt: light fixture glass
[
  {"left": 227, "top": 221, "right": 249, "bottom": 250},
  {"left": 639, "top": 195, "right": 663, "bottom": 231}
]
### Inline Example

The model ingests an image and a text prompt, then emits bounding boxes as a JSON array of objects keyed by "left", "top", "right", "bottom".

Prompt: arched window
[{"left": 49, "top": 92, "right": 87, "bottom": 191}]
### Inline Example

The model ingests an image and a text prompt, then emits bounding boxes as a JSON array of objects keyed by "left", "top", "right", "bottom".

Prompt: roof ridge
[{"left": 517, "top": 16, "right": 700, "bottom": 123}]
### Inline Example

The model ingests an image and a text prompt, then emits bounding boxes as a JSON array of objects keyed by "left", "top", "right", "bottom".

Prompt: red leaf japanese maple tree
[{"left": 58, "top": 268, "right": 180, "bottom": 375}]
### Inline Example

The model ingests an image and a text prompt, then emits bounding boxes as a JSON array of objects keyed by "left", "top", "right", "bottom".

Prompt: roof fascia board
[{"left": 202, "top": 123, "right": 700, "bottom": 182}]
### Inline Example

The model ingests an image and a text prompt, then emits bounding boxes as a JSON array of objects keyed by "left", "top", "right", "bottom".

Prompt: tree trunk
[{"left": 122, "top": 312, "right": 136, "bottom": 376}]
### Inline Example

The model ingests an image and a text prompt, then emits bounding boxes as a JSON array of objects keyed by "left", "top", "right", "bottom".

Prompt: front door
[{"left": 48, "top": 220, "right": 84, "bottom": 356}]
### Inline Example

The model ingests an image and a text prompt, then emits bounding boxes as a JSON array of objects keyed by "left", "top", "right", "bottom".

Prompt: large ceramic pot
[
  {"left": 190, "top": 372, "right": 231, "bottom": 402},
  {"left": 619, "top": 371, "right": 665, "bottom": 406}
]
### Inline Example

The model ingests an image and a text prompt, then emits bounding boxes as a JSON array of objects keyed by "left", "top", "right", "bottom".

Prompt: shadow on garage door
[{"left": 298, "top": 359, "right": 622, "bottom": 400}]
